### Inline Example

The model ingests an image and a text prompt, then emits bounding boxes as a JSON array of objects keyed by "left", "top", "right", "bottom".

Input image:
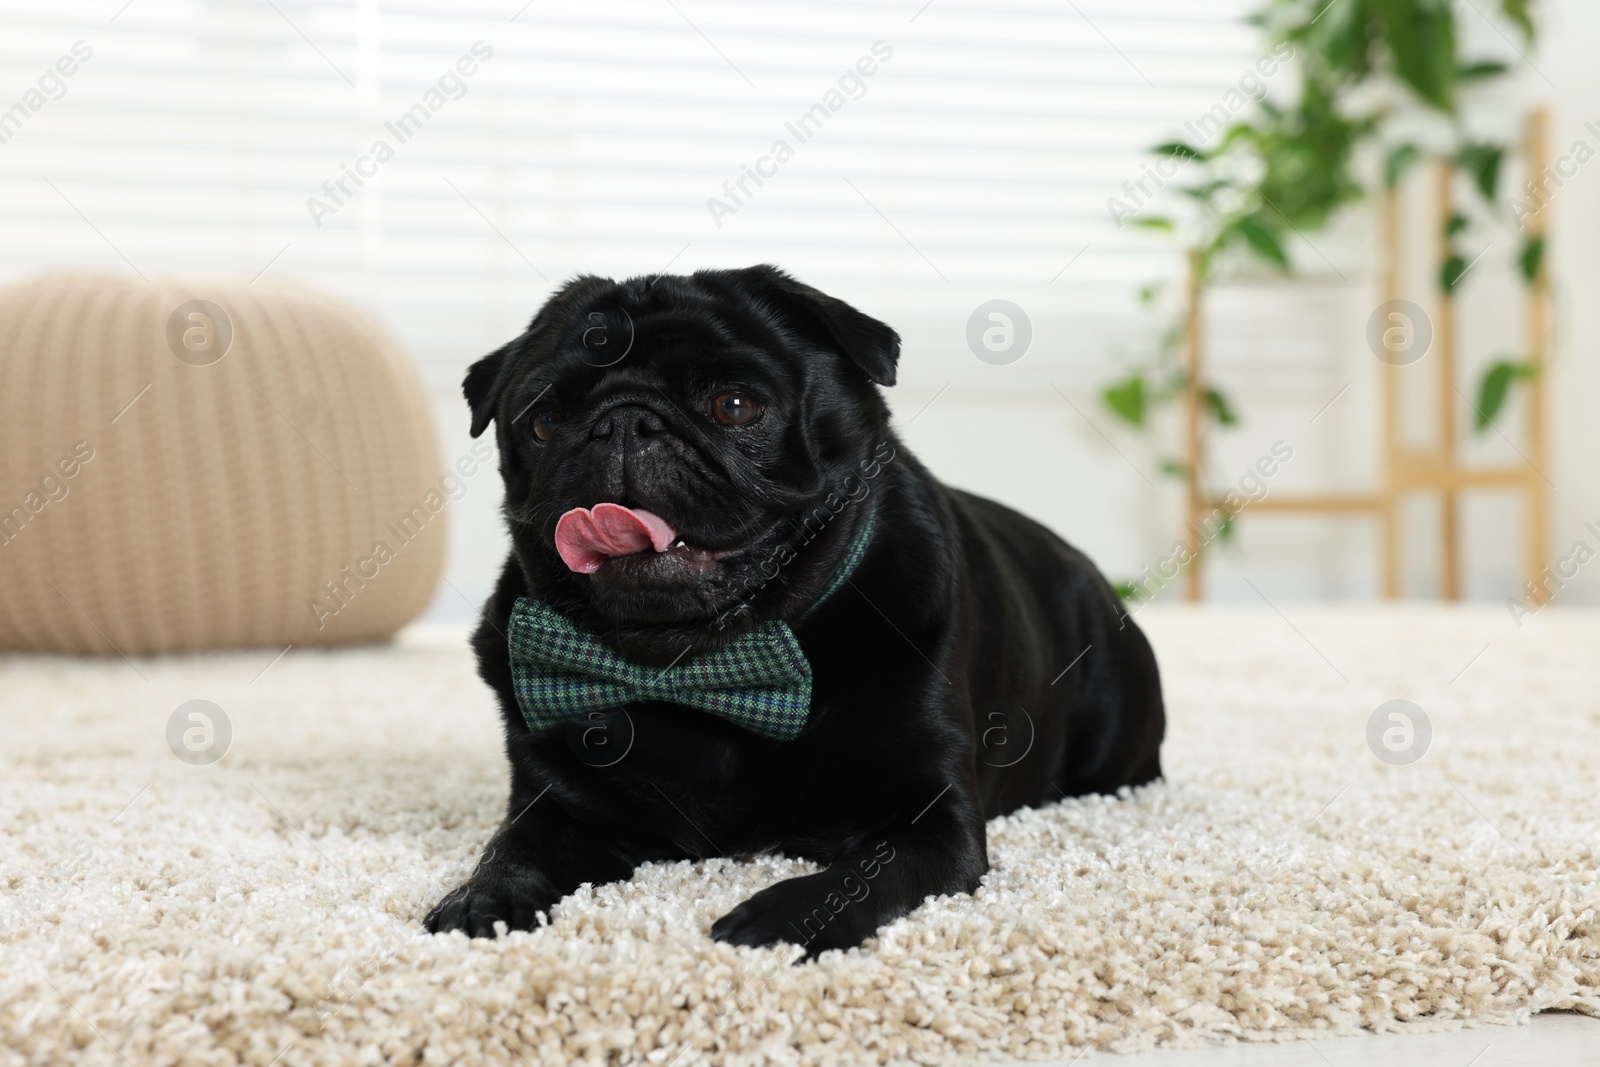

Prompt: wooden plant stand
[{"left": 1180, "top": 110, "right": 1552, "bottom": 600}]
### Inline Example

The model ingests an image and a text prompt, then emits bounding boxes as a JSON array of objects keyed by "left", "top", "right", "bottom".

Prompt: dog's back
[{"left": 943, "top": 487, "right": 1164, "bottom": 815}]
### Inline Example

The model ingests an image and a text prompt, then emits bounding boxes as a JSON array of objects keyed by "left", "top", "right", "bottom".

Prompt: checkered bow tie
[{"left": 508, "top": 511, "right": 874, "bottom": 743}]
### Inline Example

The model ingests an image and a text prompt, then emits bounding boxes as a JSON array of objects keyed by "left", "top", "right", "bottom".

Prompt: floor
[
  {"left": 4, "top": 606, "right": 1597, "bottom": 1065},
  {"left": 1093, "top": 1012, "right": 1598, "bottom": 1065}
]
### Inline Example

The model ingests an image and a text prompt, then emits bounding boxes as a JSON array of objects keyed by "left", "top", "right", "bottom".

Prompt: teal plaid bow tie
[{"left": 508, "top": 511, "right": 874, "bottom": 742}]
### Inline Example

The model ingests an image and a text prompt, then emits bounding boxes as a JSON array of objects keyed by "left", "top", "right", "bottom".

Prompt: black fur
[{"left": 426, "top": 265, "right": 1165, "bottom": 957}]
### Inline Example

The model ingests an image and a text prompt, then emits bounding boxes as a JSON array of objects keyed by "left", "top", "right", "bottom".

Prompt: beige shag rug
[{"left": 2, "top": 605, "right": 1597, "bottom": 1066}]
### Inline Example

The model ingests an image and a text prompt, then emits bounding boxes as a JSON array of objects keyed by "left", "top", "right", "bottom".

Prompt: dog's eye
[
  {"left": 530, "top": 408, "right": 563, "bottom": 442},
  {"left": 709, "top": 392, "right": 762, "bottom": 427}
]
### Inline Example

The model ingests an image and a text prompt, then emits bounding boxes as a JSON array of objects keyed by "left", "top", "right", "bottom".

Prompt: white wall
[{"left": 1539, "top": 0, "right": 1600, "bottom": 611}]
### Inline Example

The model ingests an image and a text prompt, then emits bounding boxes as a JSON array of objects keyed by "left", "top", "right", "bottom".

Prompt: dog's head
[{"left": 465, "top": 265, "right": 898, "bottom": 659}]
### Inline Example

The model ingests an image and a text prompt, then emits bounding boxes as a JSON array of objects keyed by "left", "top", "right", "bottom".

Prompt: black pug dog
[{"left": 425, "top": 265, "right": 1164, "bottom": 956}]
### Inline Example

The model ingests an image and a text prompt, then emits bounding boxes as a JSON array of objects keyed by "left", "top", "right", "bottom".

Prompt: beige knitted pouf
[{"left": 0, "top": 272, "right": 447, "bottom": 655}]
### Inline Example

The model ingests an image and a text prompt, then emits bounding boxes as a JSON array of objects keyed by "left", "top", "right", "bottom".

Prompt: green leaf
[
  {"left": 1230, "top": 215, "right": 1291, "bottom": 271},
  {"left": 1475, "top": 362, "right": 1515, "bottom": 430},
  {"left": 1385, "top": 143, "right": 1421, "bottom": 188},
  {"left": 1500, "top": 0, "right": 1535, "bottom": 42},
  {"left": 1112, "top": 579, "right": 1140, "bottom": 601},
  {"left": 1519, "top": 236, "right": 1545, "bottom": 283},
  {"left": 1473, "top": 359, "right": 1537, "bottom": 431},
  {"left": 1446, "top": 212, "right": 1470, "bottom": 237},
  {"left": 1159, "top": 458, "right": 1188, "bottom": 479},
  {"left": 1205, "top": 387, "right": 1239, "bottom": 426},
  {"left": 1441, "top": 253, "right": 1469, "bottom": 293},
  {"left": 1152, "top": 141, "right": 1203, "bottom": 162},
  {"left": 1457, "top": 142, "right": 1505, "bottom": 201},
  {"left": 1458, "top": 60, "right": 1509, "bottom": 81},
  {"left": 1305, "top": 0, "right": 1371, "bottom": 81},
  {"left": 1215, "top": 512, "right": 1237, "bottom": 542},
  {"left": 1131, "top": 216, "right": 1175, "bottom": 232},
  {"left": 1214, "top": 123, "right": 1260, "bottom": 153},
  {"left": 1382, "top": 0, "right": 1459, "bottom": 112},
  {"left": 1103, "top": 374, "right": 1147, "bottom": 427}
]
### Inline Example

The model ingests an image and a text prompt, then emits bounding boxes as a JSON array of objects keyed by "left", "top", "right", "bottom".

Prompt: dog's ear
[
  {"left": 463, "top": 330, "right": 530, "bottom": 438},
  {"left": 727, "top": 265, "right": 900, "bottom": 387},
  {"left": 465, "top": 276, "right": 615, "bottom": 437}
]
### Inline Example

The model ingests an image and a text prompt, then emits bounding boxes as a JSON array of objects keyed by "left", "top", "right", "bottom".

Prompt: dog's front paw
[
  {"left": 424, "top": 865, "right": 558, "bottom": 937},
  {"left": 711, "top": 872, "right": 879, "bottom": 957}
]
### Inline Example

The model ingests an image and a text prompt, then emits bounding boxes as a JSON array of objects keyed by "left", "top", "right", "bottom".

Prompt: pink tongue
[{"left": 554, "top": 504, "right": 678, "bottom": 574}]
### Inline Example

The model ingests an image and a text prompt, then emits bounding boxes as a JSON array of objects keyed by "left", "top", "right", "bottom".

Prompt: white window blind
[{"left": 0, "top": 0, "right": 1264, "bottom": 394}]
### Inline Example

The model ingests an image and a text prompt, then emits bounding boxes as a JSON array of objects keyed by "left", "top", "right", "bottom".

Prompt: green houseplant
[{"left": 1102, "top": 0, "right": 1543, "bottom": 503}]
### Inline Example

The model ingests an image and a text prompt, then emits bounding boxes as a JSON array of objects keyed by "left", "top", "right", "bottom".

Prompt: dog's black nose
[{"left": 591, "top": 404, "right": 666, "bottom": 443}]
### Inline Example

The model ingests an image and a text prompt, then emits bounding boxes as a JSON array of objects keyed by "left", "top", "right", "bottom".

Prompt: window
[{"left": 2, "top": 0, "right": 1260, "bottom": 392}]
